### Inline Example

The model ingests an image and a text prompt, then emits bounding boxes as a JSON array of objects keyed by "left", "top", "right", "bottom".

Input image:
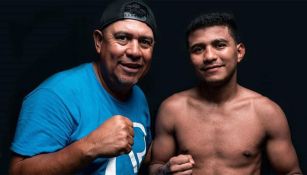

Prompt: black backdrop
[{"left": 0, "top": 0, "right": 306, "bottom": 174}]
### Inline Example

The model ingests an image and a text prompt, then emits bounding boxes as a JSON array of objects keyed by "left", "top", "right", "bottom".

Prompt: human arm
[
  {"left": 261, "top": 100, "right": 302, "bottom": 175},
  {"left": 149, "top": 98, "right": 194, "bottom": 175},
  {"left": 10, "top": 114, "right": 134, "bottom": 175},
  {"left": 138, "top": 143, "right": 152, "bottom": 175},
  {"left": 9, "top": 87, "right": 134, "bottom": 174},
  {"left": 10, "top": 115, "right": 134, "bottom": 175}
]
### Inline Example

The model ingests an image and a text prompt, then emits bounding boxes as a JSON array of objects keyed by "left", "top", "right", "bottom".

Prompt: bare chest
[{"left": 175, "top": 105, "right": 265, "bottom": 168}]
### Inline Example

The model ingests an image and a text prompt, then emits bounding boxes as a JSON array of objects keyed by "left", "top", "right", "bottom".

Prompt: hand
[
  {"left": 161, "top": 154, "right": 194, "bottom": 175},
  {"left": 84, "top": 115, "right": 134, "bottom": 157}
]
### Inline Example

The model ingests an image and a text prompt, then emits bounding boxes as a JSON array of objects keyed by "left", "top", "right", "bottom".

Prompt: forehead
[
  {"left": 188, "top": 25, "right": 234, "bottom": 44},
  {"left": 104, "top": 19, "right": 154, "bottom": 38}
]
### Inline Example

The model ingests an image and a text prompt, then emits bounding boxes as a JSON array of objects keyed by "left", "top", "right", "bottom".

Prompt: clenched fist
[
  {"left": 83, "top": 115, "right": 134, "bottom": 157},
  {"left": 161, "top": 154, "right": 194, "bottom": 175}
]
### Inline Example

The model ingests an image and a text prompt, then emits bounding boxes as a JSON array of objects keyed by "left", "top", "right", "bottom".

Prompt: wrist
[
  {"left": 157, "top": 163, "right": 169, "bottom": 175},
  {"left": 78, "top": 137, "right": 97, "bottom": 161}
]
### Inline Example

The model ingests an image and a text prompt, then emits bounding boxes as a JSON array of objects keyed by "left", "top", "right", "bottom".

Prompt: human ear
[
  {"left": 236, "top": 43, "right": 246, "bottom": 63},
  {"left": 93, "top": 30, "right": 104, "bottom": 54}
]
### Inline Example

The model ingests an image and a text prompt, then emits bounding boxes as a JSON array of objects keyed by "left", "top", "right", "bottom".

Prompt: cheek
[
  {"left": 106, "top": 43, "right": 126, "bottom": 57},
  {"left": 142, "top": 50, "right": 153, "bottom": 63},
  {"left": 219, "top": 50, "right": 237, "bottom": 62},
  {"left": 190, "top": 55, "right": 203, "bottom": 66},
  {"left": 112, "top": 48, "right": 125, "bottom": 58}
]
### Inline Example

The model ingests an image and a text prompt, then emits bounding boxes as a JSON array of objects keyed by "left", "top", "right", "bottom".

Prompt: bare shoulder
[
  {"left": 240, "top": 87, "right": 289, "bottom": 133},
  {"left": 158, "top": 88, "right": 195, "bottom": 113},
  {"left": 155, "top": 89, "right": 195, "bottom": 128},
  {"left": 246, "top": 89, "right": 284, "bottom": 119}
]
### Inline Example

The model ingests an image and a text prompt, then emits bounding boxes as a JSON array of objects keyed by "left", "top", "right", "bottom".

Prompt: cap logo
[{"left": 123, "top": 2, "right": 148, "bottom": 21}]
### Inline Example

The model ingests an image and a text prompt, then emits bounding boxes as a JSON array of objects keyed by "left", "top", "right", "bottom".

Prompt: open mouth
[{"left": 120, "top": 63, "right": 142, "bottom": 73}]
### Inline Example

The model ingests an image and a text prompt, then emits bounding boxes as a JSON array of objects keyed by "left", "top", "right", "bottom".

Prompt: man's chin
[
  {"left": 202, "top": 77, "right": 232, "bottom": 87},
  {"left": 118, "top": 77, "right": 139, "bottom": 87}
]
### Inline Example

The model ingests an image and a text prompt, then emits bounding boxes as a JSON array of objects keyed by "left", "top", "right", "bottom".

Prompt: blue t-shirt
[{"left": 11, "top": 63, "right": 151, "bottom": 175}]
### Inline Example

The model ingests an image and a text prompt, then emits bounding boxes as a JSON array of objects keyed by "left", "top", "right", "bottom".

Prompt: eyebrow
[
  {"left": 189, "top": 38, "right": 230, "bottom": 49},
  {"left": 114, "top": 31, "right": 153, "bottom": 38},
  {"left": 190, "top": 43, "right": 205, "bottom": 48},
  {"left": 212, "top": 38, "right": 229, "bottom": 43}
]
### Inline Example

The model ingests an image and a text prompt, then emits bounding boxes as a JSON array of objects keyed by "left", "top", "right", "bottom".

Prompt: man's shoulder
[
  {"left": 159, "top": 88, "right": 195, "bottom": 112},
  {"left": 39, "top": 63, "right": 93, "bottom": 90},
  {"left": 239, "top": 87, "right": 285, "bottom": 121},
  {"left": 25, "top": 63, "right": 94, "bottom": 101},
  {"left": 239, "top": 86, "right": 274, "bottom": 104}
]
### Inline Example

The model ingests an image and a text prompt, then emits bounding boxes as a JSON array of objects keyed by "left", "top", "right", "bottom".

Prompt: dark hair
[{"left": 186, "top": 12, "right": 241, "bottom": 45}]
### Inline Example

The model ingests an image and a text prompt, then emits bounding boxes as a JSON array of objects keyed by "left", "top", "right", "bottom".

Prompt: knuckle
[
  {"left": 123, "top": 144, "right": 132, "bottom": 153},
  {"left": 169, "top": 165, "right": 175, "bottom": 172},
  {"left": 113, "top": 115, "right": 123, "bottom": 121},
  {"left": 169, "top": 158, "right": 175, "bottom": 164},
  {"left": 119, "top": 139, "right": 129, "bottom": 148},
  {"left": 118, "top": 131, "right": 126, "bottom": 138}
]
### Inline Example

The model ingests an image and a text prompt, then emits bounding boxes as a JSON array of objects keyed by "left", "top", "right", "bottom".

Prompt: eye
[
  {"left": 139, "top": 37, "right": 153, "bottom": 48},
  {"left": 190, "top": 45, "right": 204, "bottom": 54},
  {"left": 114, "top": 33, "right": 130, "bottom": 45},
  {"left": 216, "top": 43, "right": 226, "bottom": 49},
  {"left": 212, "top": 40, "right": 227, "bottom": 50}
]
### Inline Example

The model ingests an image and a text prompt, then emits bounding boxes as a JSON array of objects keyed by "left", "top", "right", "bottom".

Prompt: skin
[
  {"left": 9, "top": 19, "right": 154, "bottom": 175},
  {"left": 149, "top": 26, "right": 302, "bottom": 175},
  {"left": 93, "top": 19, "right": 154, "bottom": 100}
]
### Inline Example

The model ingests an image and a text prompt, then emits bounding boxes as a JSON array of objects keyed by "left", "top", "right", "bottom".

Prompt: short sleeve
[{"left": 11, "top": 88, "right": 74, "bottom": 156}]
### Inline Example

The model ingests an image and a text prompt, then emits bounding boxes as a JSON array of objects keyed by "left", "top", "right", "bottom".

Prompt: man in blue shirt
[{"left": 10, "top": 0, "right": 157, "bottom": 174}]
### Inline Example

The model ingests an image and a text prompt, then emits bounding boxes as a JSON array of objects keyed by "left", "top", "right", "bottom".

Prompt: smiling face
[
  {"left": 188, "top": 25, "right": 245, "bottom": 86},
  {"left": 94, "top": 19, "right": 154, "bottom": 92}
]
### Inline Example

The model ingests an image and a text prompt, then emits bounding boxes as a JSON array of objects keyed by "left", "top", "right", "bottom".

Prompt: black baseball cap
[{"left": 99, "top": 0, "right": 157, "bottom": 38}]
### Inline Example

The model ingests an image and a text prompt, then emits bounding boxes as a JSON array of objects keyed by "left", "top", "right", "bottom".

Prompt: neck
[
  {"left": 93, "top": 62, "right": 131, "bottom": 101},
  {"left": 198, "top": 75, "right": 239, "bottom": 105}
]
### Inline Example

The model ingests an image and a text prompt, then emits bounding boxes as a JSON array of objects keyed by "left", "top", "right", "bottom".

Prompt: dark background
[{"left": 0, "top": 0, "right": 306, "bottom": 174}]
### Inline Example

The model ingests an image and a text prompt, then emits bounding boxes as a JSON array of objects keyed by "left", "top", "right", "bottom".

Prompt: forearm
[{"left": 10, "top": 138, "right": 96, "bottom": 175}]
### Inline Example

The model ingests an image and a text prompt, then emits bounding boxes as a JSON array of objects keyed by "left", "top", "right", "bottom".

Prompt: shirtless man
[{"left": 149, "top": 12, "right": 302, "bottom": 175}]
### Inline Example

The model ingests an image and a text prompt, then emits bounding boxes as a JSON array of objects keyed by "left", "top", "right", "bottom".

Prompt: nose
[
  {"left": 203, "top": 47, "right": 217, "bottom": 63},
  {"left": 126, "top": 40, "right": 142, "bottom": 60}
]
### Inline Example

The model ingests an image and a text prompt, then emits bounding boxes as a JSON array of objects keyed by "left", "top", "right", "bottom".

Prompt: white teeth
[
  {"left": 120, "top": 64, "right": 141, "bottom": 73},
  {"left": 122, "top": 63, "right": 141, "bottom": 69}
]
